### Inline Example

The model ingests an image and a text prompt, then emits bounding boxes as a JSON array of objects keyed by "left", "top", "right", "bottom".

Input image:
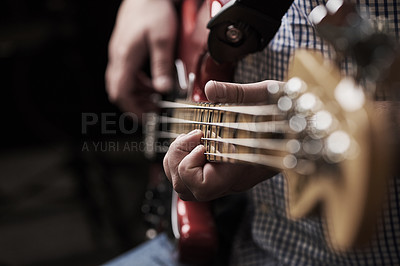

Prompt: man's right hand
[{"left": 105, "top": 0, "right": 178, "bottom": 118}]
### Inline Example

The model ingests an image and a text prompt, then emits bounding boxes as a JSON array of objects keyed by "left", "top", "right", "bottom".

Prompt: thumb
[{"left": 205, "top": 80, "right": 283, "bottom": 104}]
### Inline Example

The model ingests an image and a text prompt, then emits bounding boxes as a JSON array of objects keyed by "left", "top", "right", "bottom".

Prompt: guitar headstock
[
  {"left": 281, "top": 49, "right": 393, "bottom": 250},
  {"left": 281, "top": 0, "right": 397, "bottom": 250}
]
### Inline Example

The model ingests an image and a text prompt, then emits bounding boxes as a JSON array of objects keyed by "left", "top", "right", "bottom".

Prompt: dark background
[{"left": 0, "top": 0, "right": 155, "bottom": 264}]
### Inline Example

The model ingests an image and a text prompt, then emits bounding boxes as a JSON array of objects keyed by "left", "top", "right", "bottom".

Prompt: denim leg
[{"left": 104, "top": 233, "right": 186, "bottom": 266}]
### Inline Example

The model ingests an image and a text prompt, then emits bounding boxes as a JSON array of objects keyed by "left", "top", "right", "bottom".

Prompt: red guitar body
[{"left": 175, "top": 0, "right": 234, "bottom": 263}]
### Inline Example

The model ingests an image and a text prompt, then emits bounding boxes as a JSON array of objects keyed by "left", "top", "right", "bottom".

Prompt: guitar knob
[{"left": 225, "top": 25, "right": 243, "bottom": 43}]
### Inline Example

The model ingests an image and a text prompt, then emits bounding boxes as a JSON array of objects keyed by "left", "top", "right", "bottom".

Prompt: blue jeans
[{"left": 104, "top": 233, "right": 189, "bottom": 266}]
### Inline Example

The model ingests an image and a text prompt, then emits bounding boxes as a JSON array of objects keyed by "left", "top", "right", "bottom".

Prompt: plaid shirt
[{"left": 231, "top": 0, "right": 400, "bottom": 265}]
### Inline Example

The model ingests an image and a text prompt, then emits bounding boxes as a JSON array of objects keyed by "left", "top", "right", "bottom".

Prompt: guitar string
[
  {"left": 203, "top": 152, "right": 286, "bottom": 169},
  {"left": 159, "top": 116, "right": 289, "bottom": 133},
  {"left": 159, "top": 100, "right": 283, "bottom": 116},
  {"left": 201, "top": 137, "right": 290, "bottom": 151},
  {"left": 155, "top": 132, "right": 291, "bottom": 151},
  {"left": 151, "top": 133, "right": 291, "bottom": 169}
]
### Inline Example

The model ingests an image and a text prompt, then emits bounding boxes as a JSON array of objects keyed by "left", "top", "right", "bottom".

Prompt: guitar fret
[
  {"left": 231, "top": 112, "right": 239, "bottom": 153},
  {"left": 217, "top": 110, "right": 224, "bottom": 162},
  {"left": 196, "top": 106, "right": 201, "bottom": 131},
  {"left": 203, "top": 104, "right": 208, "bottom": 157},
  {"left": 205, "top": 106, "right": 210, "bottom": 160},
  {"left": 219, "top": 110, "right": 225, "bottom": 160},
  {"left": 211, "top": 108, "right": 219, "bottom": 162}
]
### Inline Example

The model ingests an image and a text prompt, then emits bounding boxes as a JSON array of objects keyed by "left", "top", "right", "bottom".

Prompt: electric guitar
[{"left": 144, "top": 0, "right": 398, "bottom": 263}]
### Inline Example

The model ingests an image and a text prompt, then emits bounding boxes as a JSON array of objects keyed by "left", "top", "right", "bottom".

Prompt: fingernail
[
  {"left": 187, "top": 129, "right": 202, "bottom": 136},
  {"left": 193, "top": 144, "right": 205, "bottom": 152},
  {"left": 153, "top": 76, "right": 173, "bottom": 92},
  {"left": 206, "top": 80, "right": 225, "bottom": 102}
]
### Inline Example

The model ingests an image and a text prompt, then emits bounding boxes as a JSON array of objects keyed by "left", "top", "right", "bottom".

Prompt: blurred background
[{"left": 0, "top": 0, "right": 158, "bottom": 264}]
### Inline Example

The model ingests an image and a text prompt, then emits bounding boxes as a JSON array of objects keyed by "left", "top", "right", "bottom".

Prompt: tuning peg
[{"left": 309, "top": 0, "right": 358, "bottom": 27}]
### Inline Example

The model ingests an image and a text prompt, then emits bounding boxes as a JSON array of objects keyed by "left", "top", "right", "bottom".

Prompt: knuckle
[
  {"left": 235, "top": 84, "right": 245, "bottom": 103},
  {"left": 169, "top": 139, "right": 182, "bottom": 153},
  {"left": 152, "top": 50, "right": 171, "bottom": 64},
  {"left": 177, "top": 162, "right": 188, "bottom": 177},
  {"left": 152, "top": 33, "right": 173, "bottom": 48},
  {"left": 174, "top": 139, "right": 196, "bottom": 153}
]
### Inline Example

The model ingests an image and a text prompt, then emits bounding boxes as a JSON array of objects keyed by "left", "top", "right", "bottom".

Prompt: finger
[
  {"left": 148, "top": 16, "right": 177, "bottom": 93},
  {"left": 178, "top": 144, "right": 207, "bottom": 201},
  {"left": 116, "top": 93, "right": 156, "bottom": 121},
  {"left": 106, "top": 73, "right": 158, "bottom": 120},
  {"left": 205, "top": 80, "right": 284, "bottom": 104},
  {"left": 106, "top": 30, "right": 147, "bottom": 102},
  {"left": 105, "top": 61, "right": 135, "bottom": 103},
  {"left": 164, "top": 151, "right": 193, "bottom": 200},
  {"left": 163, "top": 130, "right": 203, "bottom": 198}
]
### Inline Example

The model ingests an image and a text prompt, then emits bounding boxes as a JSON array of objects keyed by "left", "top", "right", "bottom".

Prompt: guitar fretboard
[{"left": 158, "top": 100, "right": 294, "bottom": 170}]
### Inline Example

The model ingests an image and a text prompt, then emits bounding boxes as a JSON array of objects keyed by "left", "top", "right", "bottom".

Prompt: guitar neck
[{"left": 158, "top": 100, "right": 293, "bottom": 170}]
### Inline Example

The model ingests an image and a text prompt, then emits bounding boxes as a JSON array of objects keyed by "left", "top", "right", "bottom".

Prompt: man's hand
[
  {"left": 163, "top": 80, "right": 283, "bottom": 201},
  {"left": 105, "top": 0, "right": 177, "bottom": 118}
]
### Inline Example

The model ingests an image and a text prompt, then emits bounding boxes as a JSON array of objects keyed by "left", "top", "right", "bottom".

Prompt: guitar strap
[{"left": 207, "top": 0, "right": 294, "bottom": 63}]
